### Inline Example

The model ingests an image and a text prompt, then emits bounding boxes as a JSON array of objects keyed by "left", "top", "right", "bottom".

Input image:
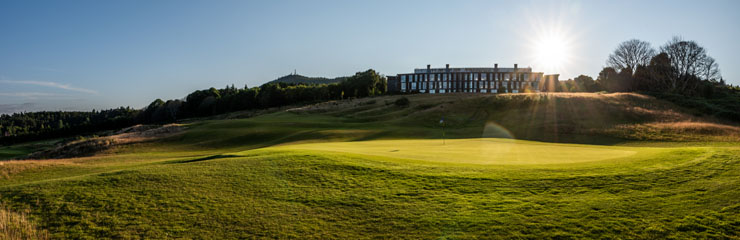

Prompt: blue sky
[{"left": 1, "top": 0, "right": 739, "bottom": 113}]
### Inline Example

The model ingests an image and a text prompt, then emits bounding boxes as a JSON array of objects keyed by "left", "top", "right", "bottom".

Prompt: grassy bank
[{"left": 1, "top": 93, "right": 739, "bottom": 238}]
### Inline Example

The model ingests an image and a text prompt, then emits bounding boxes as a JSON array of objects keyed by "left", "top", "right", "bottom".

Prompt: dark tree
[
  {"left": 597, "top": 67, "right": 619, "bottom": 91},
  {"left": 659, "top": 36, "right": 721, "bottom": 92},
  {"left": 607, "top": 39, "right": 656, "bottom": 74},
  {"left": 573, "top": 75, "right": 599, "bottom": 92}
]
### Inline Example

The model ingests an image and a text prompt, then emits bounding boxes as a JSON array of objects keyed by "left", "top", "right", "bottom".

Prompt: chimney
[
  {"left": 446, "top": 64, "right": 449, "bottom": 69},
  {"left": 514, "top": 63, "right": 518, "bottom": 70},
  {"left": 427, "top": 64, "right": 431, "bottom": 73},
  {"left": 494, "top": 63, "right": 498, "bottom": 69}
]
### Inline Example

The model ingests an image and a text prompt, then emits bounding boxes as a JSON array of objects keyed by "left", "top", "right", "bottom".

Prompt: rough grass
[
  {"left": 1, "top": 204, "right": 48, "bottom": 240},
  {"left": 0, "top": 92, "right": 739, "bottom": 238}
]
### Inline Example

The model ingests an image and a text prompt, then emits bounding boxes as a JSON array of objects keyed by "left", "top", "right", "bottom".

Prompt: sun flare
[
  {"left": 519, "top": 5, "right": 580, "bottom": 77},
  {"left": 531, "top": 31, "right": 572, "bottom": 74},
  {"left": 533, "top": 33, "right": 569, "bottom": 71}
]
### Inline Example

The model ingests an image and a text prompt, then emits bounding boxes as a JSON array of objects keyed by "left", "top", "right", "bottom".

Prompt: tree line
[
  {"left": 1, "top": 69, "right": 387, "bottom": 144},
  {"left": 544, "top": 37, "right": 740, "bottom": 121},
  {"left": 0, "top": 108, "right": 139, "bottom": 145}
]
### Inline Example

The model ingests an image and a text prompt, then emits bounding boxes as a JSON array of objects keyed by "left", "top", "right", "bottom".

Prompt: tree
[
  {"left": 702, "top": 56, "right": 721, "bottom": 82},
  {"left": 597, "top": 67, "right": 618, "bottom": 92},
  {"left": 659, "top": 36, "right": 721, "bottom": 92},
  {"left": 573, "top": 75, "right": 599, "bottom": 92},
  {"left": 607, "top": 39, "right": 656, "bottom": 74},
  {"left": 633, "top": 53, "right": 674, "bottom": 92}
]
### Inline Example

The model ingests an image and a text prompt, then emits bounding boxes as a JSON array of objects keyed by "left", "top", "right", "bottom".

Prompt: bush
[{"left": 394, "top": 97, "right": 410, "bottom": 107}]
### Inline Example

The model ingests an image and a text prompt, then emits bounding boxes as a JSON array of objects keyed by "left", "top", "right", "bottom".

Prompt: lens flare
[
  {"left": 481, "top": 122, "right": 514, "bottom": 139},
  {"left": 480, "top": 122, "right": 517, "bottom": 162}
]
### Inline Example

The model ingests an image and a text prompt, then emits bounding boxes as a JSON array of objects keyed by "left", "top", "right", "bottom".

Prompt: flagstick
[
  {"left": 442, "top": 122, "right": 445, "bottom": 145},
  {"left": 440, "top": 117, "right": 445, "bottom": 145}
]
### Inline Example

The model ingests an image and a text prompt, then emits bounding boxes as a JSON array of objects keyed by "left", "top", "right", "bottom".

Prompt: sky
[{"left": 1, "top": 0, "right": 739, "bottom": 114}]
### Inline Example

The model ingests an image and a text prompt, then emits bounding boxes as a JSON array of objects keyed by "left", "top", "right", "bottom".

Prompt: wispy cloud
[
  {"left": 0, "top": 92, "right": 71, "bottom": 100},
  {"left": 0, "top": 80, "right": 99, "bottom": 95}
]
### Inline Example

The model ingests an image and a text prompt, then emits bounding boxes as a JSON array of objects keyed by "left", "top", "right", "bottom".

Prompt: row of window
[
  {"left": 417, "top": 89, "right": 522, "bottom": 94},
  {"left": 401, "top": 81, "right": 536, "bottom": 91},
  {"left": 400, "top": 73, "right": 538, "bottom": 82}
]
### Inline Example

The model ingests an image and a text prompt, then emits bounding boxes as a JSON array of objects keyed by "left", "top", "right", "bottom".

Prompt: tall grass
[{"left": 0, "top": 204, "right": 48, "bottom": 240}]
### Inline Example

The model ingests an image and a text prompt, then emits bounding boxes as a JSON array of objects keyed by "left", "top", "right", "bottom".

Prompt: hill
[
  {"left": 1, "top": 93, "right": 739, "bottom": 238},
  {"left": 266, "top": 74, "right": 345, "bottom": 85}
]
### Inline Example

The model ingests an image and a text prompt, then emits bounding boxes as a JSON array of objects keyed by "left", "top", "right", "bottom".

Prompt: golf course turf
[{"left": 1, "top": 93, "right": 739, "bottom": 239}]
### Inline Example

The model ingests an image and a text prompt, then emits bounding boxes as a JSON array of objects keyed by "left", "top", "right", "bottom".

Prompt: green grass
[
  {"left": 1, "top": 93, "right": 739, "bottom": 238},
  {"left": 0, "top": 140, "right": 57, "bottom": 160},
  {"left": 275, "top": 138, "right": 645, "bottom": 165}
]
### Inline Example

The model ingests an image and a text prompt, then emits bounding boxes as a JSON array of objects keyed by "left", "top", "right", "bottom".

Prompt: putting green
[{"left": 277, "top": 138, "right": 640, "bottom": 165}]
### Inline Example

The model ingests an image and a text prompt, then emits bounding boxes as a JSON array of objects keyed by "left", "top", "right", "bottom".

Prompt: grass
[
  {"left": 1, "top": 203, "right": 48, "bottom": 240},
  {"left": 0, "top": 140, "right": 57, "bottom": 160},
  {"left": 275, "top": 138, "right": 645, "bottom": 165},
  {"left": 0, "top": 93, "right": 739, "bottom": 238}
]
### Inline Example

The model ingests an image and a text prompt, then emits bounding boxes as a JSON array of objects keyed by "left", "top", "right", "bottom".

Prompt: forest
[{"left": 0, "top": 69, "right": 386, "bottom": 144}]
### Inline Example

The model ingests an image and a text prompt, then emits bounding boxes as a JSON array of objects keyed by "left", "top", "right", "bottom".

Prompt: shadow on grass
[{"left": 168, "top": 154, "right": 242, "bottom": 164}]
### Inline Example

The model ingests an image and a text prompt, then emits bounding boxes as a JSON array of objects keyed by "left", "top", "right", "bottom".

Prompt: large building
[{"left": 388, "top": 64, "right": 558, "bottom": 94}]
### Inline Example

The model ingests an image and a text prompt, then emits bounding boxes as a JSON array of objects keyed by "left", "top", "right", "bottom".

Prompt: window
[{"left": 481, "top": 74, "right": 487, "bottom": 81}]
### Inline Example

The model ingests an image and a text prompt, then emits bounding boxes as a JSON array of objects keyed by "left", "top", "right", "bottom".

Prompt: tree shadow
[{"left": 168, "top": 154, "right": 241, "bottom": 164}]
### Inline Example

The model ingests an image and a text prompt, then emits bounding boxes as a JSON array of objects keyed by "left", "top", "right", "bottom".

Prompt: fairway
[{"left": 277, "top": 138, "right": 640, "bottom": 165}]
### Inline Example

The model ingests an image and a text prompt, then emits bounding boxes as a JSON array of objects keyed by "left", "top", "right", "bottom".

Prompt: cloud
[
  {"left": 0, "top": 92, "right": 71, "bottom": 99},
  {"left": 0, "top": 80, "right": 99, "bottom": 95}
]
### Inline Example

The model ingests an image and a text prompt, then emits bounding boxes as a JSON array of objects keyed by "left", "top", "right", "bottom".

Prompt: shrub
[{"left": 394, "top": 97, "right": 410, "bottom": 107}]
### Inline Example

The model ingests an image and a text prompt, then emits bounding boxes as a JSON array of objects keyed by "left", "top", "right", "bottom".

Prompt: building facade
[{"left": 389, "top": 64, "right": 557, "bottom": 94}]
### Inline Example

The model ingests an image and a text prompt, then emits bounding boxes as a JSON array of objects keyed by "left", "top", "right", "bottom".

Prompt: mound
[
  {"left": 289, "top": 93, "right": 740, "bottom": 143},
  {"left": 25, "top": 124, "right": 184, "bottom": 159}
]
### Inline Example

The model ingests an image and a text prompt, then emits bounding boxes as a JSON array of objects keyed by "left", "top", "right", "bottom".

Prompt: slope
[{"left": 0, "top": 92, "right": 739, "bottom": 238}]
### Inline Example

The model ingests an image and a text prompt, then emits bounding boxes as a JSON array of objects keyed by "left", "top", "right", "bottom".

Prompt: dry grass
[
  {"left": 604, "top": 121, "right": 740, "bottom": 142},
  {"left": 24, "top": 124, "right": 185, "bottom": 160},
  {"left": 0, "top": 204, "right": 48, "bottom": 240},
  {"left": 112, "top": 123, "right": 185, "bottom": 143},
  {"left": 0, "top": 160, "right": 73, "bottom": 180}
]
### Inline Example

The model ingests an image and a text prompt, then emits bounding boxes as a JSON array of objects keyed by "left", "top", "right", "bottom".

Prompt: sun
[
  {"left": 531, "top": 31, "right": 572, "bottom": 74},
  {"left": 517, "top": 3, "right": 580, "bottom": 77}
]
